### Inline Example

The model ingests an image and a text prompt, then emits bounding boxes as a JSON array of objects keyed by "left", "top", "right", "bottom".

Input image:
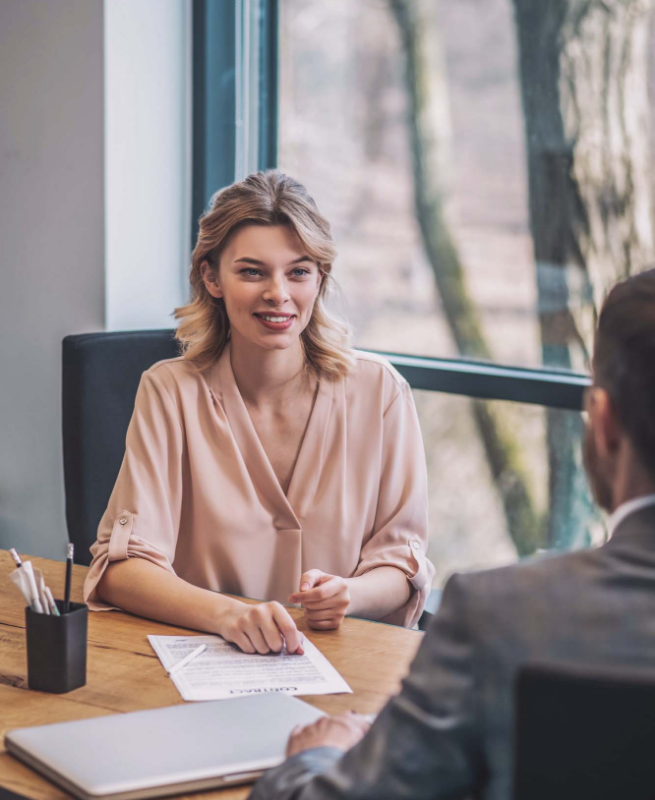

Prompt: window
[
  {"left": 413, "top": 390, "right": 601, "bottom": 586},
  {"left": 278, "top": 0, "right": 655, "bottom": 371},
  {"left": 192, "top": 0, "right": 655, "bottom": 588}
]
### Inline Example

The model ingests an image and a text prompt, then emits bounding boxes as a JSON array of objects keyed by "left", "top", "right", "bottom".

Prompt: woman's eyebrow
[
  {"left": 233, "top": 255, "right": 314, "bottom": 266},
  {"left": 233, "top": 257, "right": 266, "bottom": 266}
]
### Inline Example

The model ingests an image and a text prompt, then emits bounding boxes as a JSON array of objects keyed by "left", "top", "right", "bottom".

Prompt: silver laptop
[{"left": 5, "top": 694, "right": 325, "bottom": 800}]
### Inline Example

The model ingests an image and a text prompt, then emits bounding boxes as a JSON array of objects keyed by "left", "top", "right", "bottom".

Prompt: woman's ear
[{"left": 200, "top": 260, "right": 223, "bottom": 299}]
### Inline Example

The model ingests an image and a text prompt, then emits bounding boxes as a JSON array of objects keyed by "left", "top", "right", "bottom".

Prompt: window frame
[
  {"left": 377, "top": 351, "right": 589, "bottom": 410},
  {"left": 192, "top": 0, "right": 278, "bottom": 248}
]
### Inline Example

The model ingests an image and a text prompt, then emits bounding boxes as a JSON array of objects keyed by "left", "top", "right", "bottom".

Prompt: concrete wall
[
  {"left": 0, "top": 0, "right": 105, "bottom": 559},
  {"left": 105, "top": 0, "right": 190, "bottom": 331},
  {"left": 0, "top": 0, "right": 190, "bottom": 560}
]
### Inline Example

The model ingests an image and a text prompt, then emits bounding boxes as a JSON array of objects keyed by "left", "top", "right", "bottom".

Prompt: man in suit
[{"left": 248, "top": 268, "right": 655, "bottom": 800}]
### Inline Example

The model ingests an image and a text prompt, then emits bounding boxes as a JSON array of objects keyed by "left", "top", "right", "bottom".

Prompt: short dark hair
[{"left": 593, "top": 268, "right": 655, "bottom": 479}]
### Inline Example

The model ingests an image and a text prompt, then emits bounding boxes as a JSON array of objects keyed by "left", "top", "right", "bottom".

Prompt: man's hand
[
  {"left": 286, "top": 713, "right": 371, "bottom": 756},
  {"left": 289, "top": 569, "right": 351, "bottom": 630},
  {"left": 219, "top": 600, "right": 304, "bottom": 655}
]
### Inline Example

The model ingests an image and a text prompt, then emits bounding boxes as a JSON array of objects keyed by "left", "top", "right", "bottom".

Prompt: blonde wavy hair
[{"left": 175, "top": 171, "right": 354, "bottom": 380}]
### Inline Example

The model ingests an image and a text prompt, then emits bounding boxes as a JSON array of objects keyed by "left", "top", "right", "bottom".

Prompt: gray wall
[{"left": 0, "top": 0, "right": 105, "bottom": 560}]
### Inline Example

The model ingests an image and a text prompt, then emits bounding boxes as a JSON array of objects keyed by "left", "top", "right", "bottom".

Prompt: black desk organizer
[{"left": 25, "top": 601, "right": 88, "bottom": 693}]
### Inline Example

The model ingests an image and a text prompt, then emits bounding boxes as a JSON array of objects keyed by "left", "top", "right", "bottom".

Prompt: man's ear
[
  {"left": 587, "top": 387, "right": 622, "bottom": 461},
  {"left": 200, "top": 260, "right": 223, "bottom": 299}
]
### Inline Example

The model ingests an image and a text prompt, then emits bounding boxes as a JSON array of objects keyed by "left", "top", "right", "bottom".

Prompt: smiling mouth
[
  {"left": 253, "top": 313, "right": 297, "bottom": 331},
  {"left": 254, "top": 313, "right": 295, "bottom": 323}
]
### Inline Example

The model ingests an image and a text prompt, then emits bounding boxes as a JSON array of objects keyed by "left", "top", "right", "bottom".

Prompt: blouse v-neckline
[{"left": 212, "top": 344, "right": 334, "bottom": 528}]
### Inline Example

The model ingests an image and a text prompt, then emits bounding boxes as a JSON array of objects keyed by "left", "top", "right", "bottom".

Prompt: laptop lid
[{"left": 6, "top": 694, "right": 324, "bottom": 800}]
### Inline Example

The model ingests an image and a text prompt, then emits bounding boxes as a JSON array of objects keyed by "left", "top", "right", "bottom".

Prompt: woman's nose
[{"left": 262, "top": 278, "right": 290, "bottom": 305}]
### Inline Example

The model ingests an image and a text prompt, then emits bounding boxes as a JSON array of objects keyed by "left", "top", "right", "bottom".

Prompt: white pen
[
  {"left": 34, "top": 568, "right": 50, "bottom": 615},
  {"left": 8, "top": 550, "right": 35, "bottom": 610},
  {"left": 44, "top": 586, "right": 61, "bottom": 616},
  {"left": 21, "top": 561, "right": 44, "bottom": 614},
  {"left": 167, "top": 644, "right": 207, "bottom": 676},
  {"left": 9, "top": 570, "right": 34, "bottom": 608}
]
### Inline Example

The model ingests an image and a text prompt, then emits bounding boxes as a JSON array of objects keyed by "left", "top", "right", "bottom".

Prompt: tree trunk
[
  {"left": 389, "top": 0, "right": 541, "bottom": 556},
  {"left": 512, "top": 0, "right": 655, "bottom": 547}
]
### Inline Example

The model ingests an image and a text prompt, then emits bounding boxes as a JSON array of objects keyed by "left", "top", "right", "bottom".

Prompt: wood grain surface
[{"left": 0, "top": 550, "right": 422, "bottom": 800}]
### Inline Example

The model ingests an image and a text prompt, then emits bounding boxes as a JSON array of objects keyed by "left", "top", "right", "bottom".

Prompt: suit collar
[
  {"left": 608, "top": 495, "right": 655, "bottom": 539},
  {"left": 607, "top": 500, "right": 655, "bottom": 544}
]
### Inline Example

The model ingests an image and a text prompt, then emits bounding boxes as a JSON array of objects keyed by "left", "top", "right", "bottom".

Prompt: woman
[{"left": 84, "top": 171, "right": 434, "bottom": 654}]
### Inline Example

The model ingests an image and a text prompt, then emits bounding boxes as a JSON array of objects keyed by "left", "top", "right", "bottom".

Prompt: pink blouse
[{"left": 84, "top": 345, "right": 435, "bottom": 627}]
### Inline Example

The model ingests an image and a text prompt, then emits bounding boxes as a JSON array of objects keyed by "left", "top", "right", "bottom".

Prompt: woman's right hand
[{"left": 219, "top": 600, "right": 304, "bottom": 655}]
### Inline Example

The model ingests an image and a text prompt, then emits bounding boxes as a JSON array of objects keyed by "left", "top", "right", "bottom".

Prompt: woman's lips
[{"left": 254, "top": 313, "right": 296, "bottom": 331}]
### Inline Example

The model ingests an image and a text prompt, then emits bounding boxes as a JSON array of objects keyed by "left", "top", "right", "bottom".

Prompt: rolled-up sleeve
[
  {"left": 353, "top": 381, "right": 435, "bottom": 627},
  {"left": 83, "top": 369, "right": 184, "bottom": 611}
]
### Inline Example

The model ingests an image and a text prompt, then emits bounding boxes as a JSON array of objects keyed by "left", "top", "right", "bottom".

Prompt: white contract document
[{"left": 148, "top": 634, "right": 353, "bottom": 702}]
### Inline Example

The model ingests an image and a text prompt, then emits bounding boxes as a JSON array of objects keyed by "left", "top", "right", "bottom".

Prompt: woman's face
[{"left": 202, "top": 224, "right": 323, "bottom": 353}]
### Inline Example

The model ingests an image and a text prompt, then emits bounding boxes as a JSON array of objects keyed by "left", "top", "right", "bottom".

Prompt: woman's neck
[{"left": 229, "top": 335, "right": 314, "bottom": 410}]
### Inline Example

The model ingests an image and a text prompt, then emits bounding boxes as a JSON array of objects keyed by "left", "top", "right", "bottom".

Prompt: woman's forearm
[
  {"left": 345, "top": 566, "right": 412, "bottom": 620},
  {"left": 97, "top": 558, "right": 242, "bottom": 634}
]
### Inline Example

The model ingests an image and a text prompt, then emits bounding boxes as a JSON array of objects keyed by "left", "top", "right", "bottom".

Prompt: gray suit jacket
[{"left": 248, "top": 506, "right": 655, "bottom": 800}]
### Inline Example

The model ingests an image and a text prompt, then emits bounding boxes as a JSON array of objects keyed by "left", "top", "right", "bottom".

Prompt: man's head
[{"left": 584, "top": 268, "right": 655, "bottom": 512}]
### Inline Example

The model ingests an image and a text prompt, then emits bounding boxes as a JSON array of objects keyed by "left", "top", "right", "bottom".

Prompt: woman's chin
[
  {"left": 260, "top": 338, "right": 295, "bottom": 351},
  {"left": 236, "top": 329, "right": 298, "bottom": 352},
  {"left": 230, "top": 319, "right": 309, "bottom": 353}
]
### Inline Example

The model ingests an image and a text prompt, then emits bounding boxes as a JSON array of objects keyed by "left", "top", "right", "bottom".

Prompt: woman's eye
[
  {"left": 240, "top": 268, "right": 261, "bottom": 277},
  {"left": 292, "top": 268, "right": 310, "bottom": 277}
]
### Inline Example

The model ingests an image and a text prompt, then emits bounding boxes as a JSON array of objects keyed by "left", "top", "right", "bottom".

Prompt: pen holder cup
[{"left": 25, "top": 602, "right": 88, "bottom": 693}]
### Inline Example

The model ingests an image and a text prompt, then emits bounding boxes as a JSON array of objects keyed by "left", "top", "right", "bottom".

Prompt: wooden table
[{"left": 0, "top": 550, "right": 422, "bottom": 800}]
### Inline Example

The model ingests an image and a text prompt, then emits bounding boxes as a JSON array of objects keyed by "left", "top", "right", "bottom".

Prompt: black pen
[{"left": 64, "top": 542, "right": 74, "bottom": 614}]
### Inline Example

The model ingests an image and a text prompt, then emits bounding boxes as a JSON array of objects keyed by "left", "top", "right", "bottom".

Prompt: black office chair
[
  {"left": 514, "top": 661, "right": 655, "bottom": 800},
  {"left": 62, "top": 330, "right": 179, "bottom": 565},
  {"left": 0, "top": 788, "right": 33, "bottom": 800}
]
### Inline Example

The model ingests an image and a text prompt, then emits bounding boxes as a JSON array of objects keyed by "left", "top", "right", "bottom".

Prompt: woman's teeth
[{"left": 260, "top": 315, "right": 292, "bottom": 322}]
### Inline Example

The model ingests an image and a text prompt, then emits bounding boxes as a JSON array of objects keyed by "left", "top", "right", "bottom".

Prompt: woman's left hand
[{"left": 288, "top": 569, "right": 351, "bottom": 630}]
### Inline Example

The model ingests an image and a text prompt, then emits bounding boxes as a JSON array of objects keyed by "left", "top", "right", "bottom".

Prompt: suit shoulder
[{"left": 449, "top": 546, "right": 608, "bottom": 612}]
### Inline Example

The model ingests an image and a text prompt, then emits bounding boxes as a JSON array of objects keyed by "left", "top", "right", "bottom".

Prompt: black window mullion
[
  {"left": 371, "top": 351, "right": 590, "bottom": 411},
  {"left": 192, "top": 0, "right": 237, "bottom": 248},
  {"left": 257, "top": 0, "right": 279, "bottom": 171}
]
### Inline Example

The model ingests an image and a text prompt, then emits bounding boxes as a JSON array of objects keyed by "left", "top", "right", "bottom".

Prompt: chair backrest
[
  {"left": 62, "top": 330, "right": 179, "bottom": 565},
  {"left": 514, "top": 662, "right": 655, "bottom": 800}
]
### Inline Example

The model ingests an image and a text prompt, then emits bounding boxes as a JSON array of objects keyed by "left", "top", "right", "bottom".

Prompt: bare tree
[
  {"left": 512, "top": 0, "right": 655, "bottom": 547},
  {"left": 389, "top": 0, "right": 541, "bottom": 556}
]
